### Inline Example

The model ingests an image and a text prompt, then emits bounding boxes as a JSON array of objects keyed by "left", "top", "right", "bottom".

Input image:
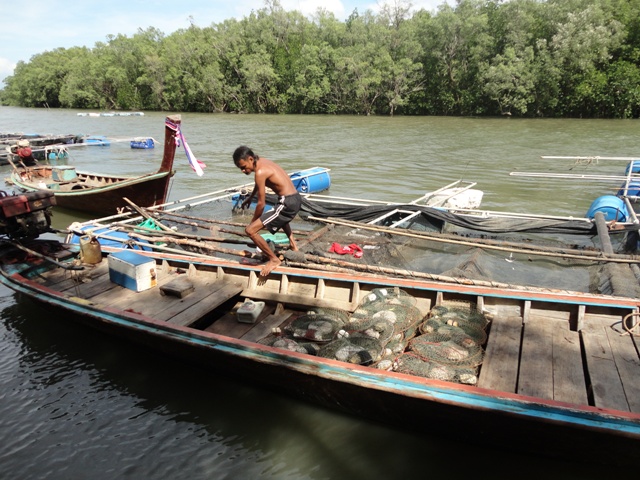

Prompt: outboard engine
[{"left": 0, "top": 190, "right": 56, "bottom": 239}]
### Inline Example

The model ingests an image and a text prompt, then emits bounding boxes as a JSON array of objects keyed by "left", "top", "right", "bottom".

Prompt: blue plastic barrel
[
  {"left": 290, "top": 167, "right": 331, "bottom": 193},
  {"left": 624, "top": 160, "right": 640, "bottom": 175},
  {"left": 585, "top": 195, "right": 629, "bottom": 222},
  {"left": 85, "top": 135, "right": 111, "bottom": 146},
  {"left": 130, "top": 138, "right": 154, "bottom": 149},
  {"left": 617, "top": 180, "right": 640, "bottom": 197}
]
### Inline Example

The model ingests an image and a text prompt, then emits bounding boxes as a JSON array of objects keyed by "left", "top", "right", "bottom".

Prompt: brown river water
[{"left": 0, "top": 106, "right": 637, "bottom": 479}]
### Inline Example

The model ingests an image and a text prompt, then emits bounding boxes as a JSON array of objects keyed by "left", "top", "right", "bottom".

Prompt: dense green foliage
[{"left": 2, "top": 0, "right": 640, "bottom": 117}]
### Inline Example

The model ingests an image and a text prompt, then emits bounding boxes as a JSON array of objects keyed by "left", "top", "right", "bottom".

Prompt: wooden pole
[
  {"left": 149, "top": 214, "right": 246, "bottom": 238},
  {"left": 594, "top": 212, "right": 614, "bottom": 256},
  {"left": 134, "top": 233, "right": 252, "bottom": 258},
  {"left": 123, "top": 197, "right": 175, "bottom": 233},
  {"left": 7, "top": 241, "right": 84, "bottom": 270},
  {"left": 152, "top": 208, "right": 311, "bottom": 236},
  {"left": 111, "top": 223, "right": 249, "bottom": 245}
]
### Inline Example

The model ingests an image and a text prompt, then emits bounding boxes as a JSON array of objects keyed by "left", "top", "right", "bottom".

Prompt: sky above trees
[{"left": 0, "top": 0, "right": 447, "bottom": 84}]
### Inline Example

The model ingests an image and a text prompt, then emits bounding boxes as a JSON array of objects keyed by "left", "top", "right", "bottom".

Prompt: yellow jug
[{"left": 79, "top": 235, "right": 102, "bottom": 264}]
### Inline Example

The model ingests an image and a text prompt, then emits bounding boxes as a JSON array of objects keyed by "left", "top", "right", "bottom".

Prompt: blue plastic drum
[
  {"left": 624, "top": 160, "right": 640, "bottom": 175},
  {"left": 290, "top": 167, "right": 331, "bottom": 193},
  {"left": 585, "top": 195, "right": 629, "bottom": 222},
  {"left": 617, "top": 180, "right": 640, "bottom": 197}
]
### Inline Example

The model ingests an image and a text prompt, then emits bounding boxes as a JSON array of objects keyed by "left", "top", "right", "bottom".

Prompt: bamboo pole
[
  {"left": 133, "top": 233, "right": 251, "bottom": 258},
  {"left": 295, "top": 224, "right": 333, "bottom": 249},
  {"left": 153, "top": 209, "right": 248, "bottom": 228},
  {"left": 66, "top": 227, "right": 226, "bottom": 259},
  {"left": 151, "top": 208, "right": 311, "bottom": 236},
  {"left": 109, "top": 222, "right": 249, "bottom": 245},
  {"left": 123, "top": 197, "right": 175, "bottom": 233},
  {"left": 149, "top": 215, "right": 246, "bottom": 238}
]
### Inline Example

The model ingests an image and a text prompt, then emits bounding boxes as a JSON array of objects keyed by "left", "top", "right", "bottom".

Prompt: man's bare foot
[
  {"left": 289, "top": 237, "right": 298, "bottom": 252},
  {"left": 260, "top": 257, "right": 281, "bottom": 276}
]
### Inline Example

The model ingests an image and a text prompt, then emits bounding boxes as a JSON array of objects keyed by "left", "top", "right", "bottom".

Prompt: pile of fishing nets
[
  {"left": 390, "top": 302, "right": 489, "bottom": 385},
  {"left": 259, "top": 288, "right": 489, "bottom": 386},
  {"left": 258, "top": 288, "right": 421, "bottom": 365},
  {"left": 317, "top": 287, "right": 423, "bottom": 365}
]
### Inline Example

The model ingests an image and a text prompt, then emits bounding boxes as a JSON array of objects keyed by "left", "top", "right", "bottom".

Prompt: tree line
[{"left": 2, "top": 0, "right": 639, "bottom": 117}]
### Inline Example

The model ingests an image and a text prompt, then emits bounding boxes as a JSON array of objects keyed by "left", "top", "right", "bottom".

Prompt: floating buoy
[{"left": 585, "top": 195, "right": 629, "bottom": 222}]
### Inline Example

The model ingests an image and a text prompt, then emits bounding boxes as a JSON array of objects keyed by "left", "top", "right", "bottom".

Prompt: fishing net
[
  {"left": 257, "top": 287, "right": 424, "bottom": 367},
  {"left": 420, "top": 303, "right": 489, "bottom": 342},
  {"left": 325, "top": 287, "right": 423, "bottom": 366},
  {"left": 393, "top": 352, "right": 479, "bottom": 385},
  {"left": 284, "top": 313, "right": 345, "bottom": 342},
  {"left": 347, "top": 287, "right": 419, "bottom": 329},
  {"left": 103, "top": 190, "right": 640, "bottom": 298},
  {"left": 258, "top": 307, "right": 350, "bottom": 355},
  {"left": 317, "top": 334, "right": 384, "bottom": 365},
  {"left": 259, "top": 335, "right": 321, "bottom": 355},
  {"left": 408, "top": 336, "right": 484, "bottom": 367},
  {"left": 293, "top": 223, "right": 415, "bottom": 271},
  {"left": 376, "top": 302, "right": 490, "bottom": 384},
  {"left": 305, "top": 306, "right": 350, "bottom": 326}
]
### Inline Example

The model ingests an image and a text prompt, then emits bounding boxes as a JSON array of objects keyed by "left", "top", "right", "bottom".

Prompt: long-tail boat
[
  {"left": 0, "top": 231, "right": 637, "bottom": 466},
  {"left": 6, "top": 115, "right": 180, "bottom": 216}
]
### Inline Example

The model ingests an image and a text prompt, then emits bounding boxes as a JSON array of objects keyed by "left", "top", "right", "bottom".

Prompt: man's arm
[
  {"left": 241, "top": 184, "right": 257, "bottom": 209},
  {"left": 251, "top": 167, "right": 268, "bottom": 222}
]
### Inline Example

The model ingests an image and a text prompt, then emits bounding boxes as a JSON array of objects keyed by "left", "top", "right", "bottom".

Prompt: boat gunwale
[
  {"left": 10, "top": 169, "right": 173, "bottom": 196},
  {"left": 98, "top": 246, "right": 640, "bottom": 309}
]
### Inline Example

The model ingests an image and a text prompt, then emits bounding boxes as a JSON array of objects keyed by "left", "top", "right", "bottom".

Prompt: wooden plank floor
[
  {"left": 205, "top": 302, "right": 297, "bottom": 343},
  {"left": 581, "top": 312, "right": 640, "bottom": 412},
  {"left": 39, "top": 260, "right": 245, "bottom": 330},
  {"left": 477, "top": 315, "right": 521, "bottom": 392},
  {"left": 479, "top": 309, "right": 640, "bottom": 413},
  {"left": 550, "top": 322, "right": 588, "bottom": 406},
  {"left": 35, "top": 259, "right": 640, "bottom": 413}
]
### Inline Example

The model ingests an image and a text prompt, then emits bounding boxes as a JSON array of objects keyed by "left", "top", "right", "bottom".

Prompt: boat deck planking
[
  {"left": 582, "top": 312, "right": 640, "bottom": 412},
  {"left": 31, "top": 255, "right": 640, "bottom": 415}
]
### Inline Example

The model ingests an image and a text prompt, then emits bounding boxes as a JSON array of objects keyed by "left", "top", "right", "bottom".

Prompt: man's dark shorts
[{"left": 260, "top": 192, "right": 302, "bottom": 233}]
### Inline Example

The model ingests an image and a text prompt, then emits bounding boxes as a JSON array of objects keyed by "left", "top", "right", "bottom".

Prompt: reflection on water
[{"left": 0, "top": 107, "right": 636, "bottom": 478}]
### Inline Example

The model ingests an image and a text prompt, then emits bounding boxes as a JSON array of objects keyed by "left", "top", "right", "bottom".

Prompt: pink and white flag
[{"left": 165, "top": 119, "right": 206, "bottom": 176}]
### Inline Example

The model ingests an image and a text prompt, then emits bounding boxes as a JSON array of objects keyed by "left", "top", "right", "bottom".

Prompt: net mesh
[
  {"left": 378, "top": 301, "right": 490, "bottom": 385},
  {"left": 285, "top": 313, "right": 345, "bottom": 342},
  {"left": 394, "top": 352, "right": 480, "bottom": 385},
  {"left": 133, "top": 198, "right": 640, "bottom": 297},
  {"left": 256, "top": 287, "right": 490, "bottom": 386}
]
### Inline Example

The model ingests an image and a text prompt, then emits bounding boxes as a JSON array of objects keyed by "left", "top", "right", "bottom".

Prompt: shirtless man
[{"left": 233, "top": 146, "right": 301, "bottom": 276}]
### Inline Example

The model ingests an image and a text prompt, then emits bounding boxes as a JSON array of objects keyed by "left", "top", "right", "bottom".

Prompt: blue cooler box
[{"left": 108, "top": 251, "right": 157, "bottom": 292}]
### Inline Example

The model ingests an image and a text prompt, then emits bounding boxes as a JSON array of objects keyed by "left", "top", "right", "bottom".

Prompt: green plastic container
[{"left": 260, "top": 232, "right": 290, "bottom": 245}]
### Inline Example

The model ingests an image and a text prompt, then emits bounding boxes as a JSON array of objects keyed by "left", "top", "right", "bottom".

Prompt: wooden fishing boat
[
  {"left": 0, "top": 235, "right": 638, "bottom": 466},
  {"left": 0, "top": 133, "right": 83, "bottom": 165},
  {"left": 6, "top": 115, "right": 180, "bottom": 216}
]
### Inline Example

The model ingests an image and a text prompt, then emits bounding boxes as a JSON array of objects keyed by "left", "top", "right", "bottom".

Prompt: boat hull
[
  {"left": 8, "top": 115, "right": 179, "bottom": 216},
  {"left": 11, "top": 170, "right": 173, "bottom": 216},
  {"left": 26, "top": 296, "right": 640, "bottom": 464},
  {"left": 1, "top": 243, "right": 639, "bottom": 466}
]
